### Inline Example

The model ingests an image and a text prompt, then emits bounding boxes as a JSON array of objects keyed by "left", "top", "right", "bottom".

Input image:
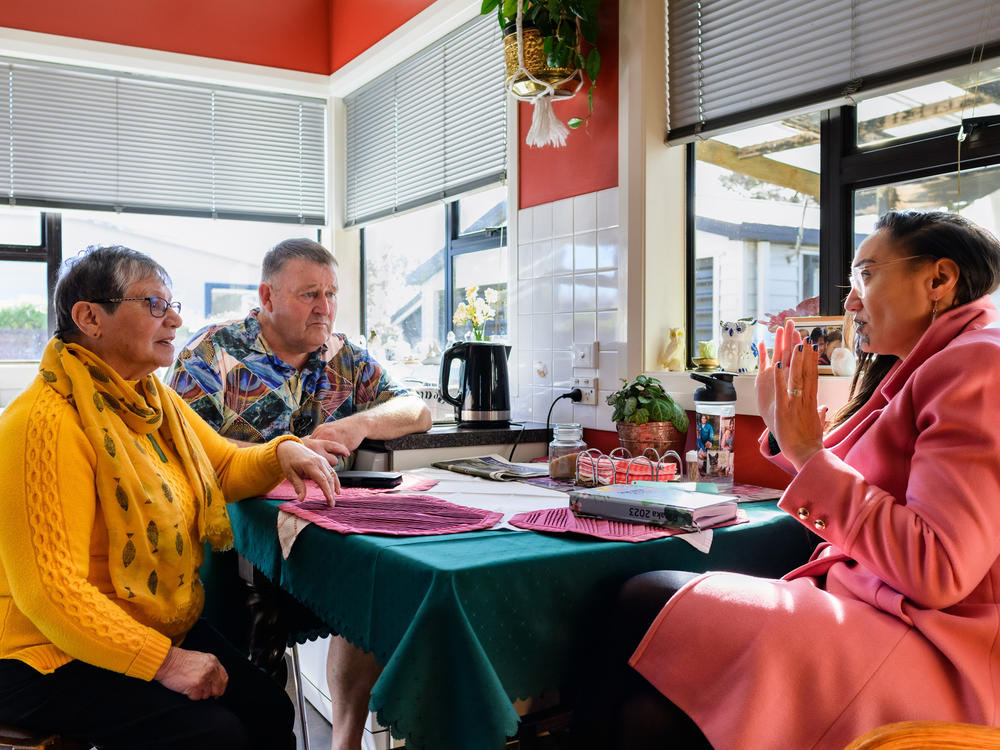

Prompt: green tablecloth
[{"left": 224, "top": 499, "right": 816, "bottom": 750}]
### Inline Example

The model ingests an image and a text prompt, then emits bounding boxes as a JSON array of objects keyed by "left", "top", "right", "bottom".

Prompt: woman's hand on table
[
  {"left": 756, "top": 319, "right": 826, "bottom": 471},
  {"left": 154, "top": 646, "right": 228, "bottom": 700},
  {"left": 276, "top": 440, "right": 340, "bottom": 505}
]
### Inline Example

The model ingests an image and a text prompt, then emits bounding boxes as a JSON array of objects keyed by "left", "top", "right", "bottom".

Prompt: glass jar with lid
[{"left": 548, "top": 423, "right": 587, "bottom": 478}]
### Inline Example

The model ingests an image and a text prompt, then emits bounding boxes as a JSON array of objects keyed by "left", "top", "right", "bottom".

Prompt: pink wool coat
[{"left": 631, "top": 297, "right": 1000, "bottom": 750}]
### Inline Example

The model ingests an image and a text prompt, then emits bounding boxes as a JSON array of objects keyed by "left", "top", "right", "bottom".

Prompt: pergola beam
[{"left": 698, "top": 139, "right": 820, "bottom": 199}]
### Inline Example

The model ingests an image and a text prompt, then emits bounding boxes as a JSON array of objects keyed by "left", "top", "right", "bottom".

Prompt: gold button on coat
[
  {"left": 814, "top": 519, "right": 827, "bottom": 530},
  {"left": 797, "top": 507, "right": 810, "bottom": 519}
]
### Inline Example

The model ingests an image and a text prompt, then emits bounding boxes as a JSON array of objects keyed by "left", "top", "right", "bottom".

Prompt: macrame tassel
[{"left": 525, "top": 94, "right": 569, "bottom": 148}]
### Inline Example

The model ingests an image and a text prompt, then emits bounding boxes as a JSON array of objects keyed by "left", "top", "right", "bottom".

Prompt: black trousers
[{"left": 0, "top": 619, "right": 295, "bottom": 750}]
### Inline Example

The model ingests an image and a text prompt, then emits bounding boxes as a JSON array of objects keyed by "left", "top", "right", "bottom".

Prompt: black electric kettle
[{"left": 439, "top": 341, "right": 512, "bottom": 427}]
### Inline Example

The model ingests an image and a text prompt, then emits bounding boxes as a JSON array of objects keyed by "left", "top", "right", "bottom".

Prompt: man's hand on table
[{"left": 311, "top": 415, "right": 370, "bottom": 453}]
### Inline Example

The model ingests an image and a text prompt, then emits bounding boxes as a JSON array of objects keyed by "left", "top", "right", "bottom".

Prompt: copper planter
[{"left": 503, "top": 26, "right": 577, "bottom": 98}]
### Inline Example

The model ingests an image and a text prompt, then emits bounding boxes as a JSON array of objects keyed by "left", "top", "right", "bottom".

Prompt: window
[
  {"left": 691, "top": 116, "right": 821, "bottom": 350},
  {"left": 687, "top": 65, "right": 1000, "bottom": 358},
  {"left": 362, "top": 186, "right": 507, "bottom": 383},
  {"left": 0, "top": 206, "right": 323, "bottom": 361},
  {"left": 0, "top": 208, "right": 59, "bottom": 360}
]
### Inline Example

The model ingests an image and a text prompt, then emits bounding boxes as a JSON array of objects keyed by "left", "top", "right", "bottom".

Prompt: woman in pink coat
[{"left": 573, "top": 211, "right": 1000, "bottom": 750}]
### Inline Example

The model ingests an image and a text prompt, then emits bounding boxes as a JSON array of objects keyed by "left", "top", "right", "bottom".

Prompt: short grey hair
[
  {"left": 55, "top": 245, "right": 171, "bottom": 337},
  {"left": 261, "top": 238, "right": 337, "bottom": 284}
]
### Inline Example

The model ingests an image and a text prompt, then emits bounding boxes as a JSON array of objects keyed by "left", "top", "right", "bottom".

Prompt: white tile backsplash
[
  {"left": 552, "top": 198, "right": 574, "bottom": 237},
  {"left": 518, "top": 208, "right": 533, "bottom": 243},
  {"left": 572, "top": 193, "right": 597, "bottom": 233},
  {"left": 553, "top": 276, "right": 574, "bottom": 313},
  {"left": 574, "top": 231, "right": 597, "bottom": 272},
  {"left": 533, "top": 239, "right": 553, "bottom": 277},
  {"left": 532, "top": 276, "right": 552, "bottom": 314},
  {"left": 552, "top": 236, "right": 574, "bottom": 275},
  {"left": 597, "top": 227, "right": 619, "bottom": 270},
  {"left": 597, "top": 270, "right": 618, "bottom": 310},
  {"left": 597, "top": 187, "right": 619, "bottom": 230},
  {"left": 573, "top": 311, "right": 597, "bottom": 344},
  {"left": 532, "top": 316, "right": 553, "bottom": 349},
  {"left": 517, "top": 279, "right": 533, "bottom": 316},
  {"left": 552, "top": 313, "right": 574, "bottom": 349},
  {"left": 533, "top": 202, "right": 553, "bottom": 241},
  {"left": 512, "top": 188, "right": 623, "bottom": 426},
  {"left": 574, "top": 273, "right": 597, "bottom": 312}
]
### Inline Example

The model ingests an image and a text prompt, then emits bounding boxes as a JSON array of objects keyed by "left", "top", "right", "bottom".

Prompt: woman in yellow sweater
[{"left": 0, "top": 245, "right": 339, "bottom": 749}]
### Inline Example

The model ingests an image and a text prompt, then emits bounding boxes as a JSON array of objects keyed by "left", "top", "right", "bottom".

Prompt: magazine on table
[
  {"left": 569, "top": 483, "right": 739, "bottom": 531},
  {"left": 431, "top": 454, "right": 549, "bottom": 481}
]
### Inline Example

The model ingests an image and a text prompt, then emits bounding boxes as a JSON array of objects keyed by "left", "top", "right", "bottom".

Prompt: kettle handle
[{"left": 439, "top": 343, "right": 467, "bottom": 408}]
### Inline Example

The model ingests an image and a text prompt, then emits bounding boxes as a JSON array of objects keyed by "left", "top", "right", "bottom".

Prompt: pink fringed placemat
[
  {"left": 268, "top": 473, "right": 501, "bottom": 536},
  {"left": 508, "top": 506, "right": 749, "bottom": 543},
  {"left": 265, "top": 472, "right": 438, "bottom": 501},
  {"left": 277, "top": 495, "right": 502, "bottom": 536}
]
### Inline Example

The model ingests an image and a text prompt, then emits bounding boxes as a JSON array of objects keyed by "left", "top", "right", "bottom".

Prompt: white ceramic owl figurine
[
  {"left": 718, "top": 319, "right": 758, "bottom": 373},
  {"left": 659, "top": 327, "right": 685, "bottom": 371}
]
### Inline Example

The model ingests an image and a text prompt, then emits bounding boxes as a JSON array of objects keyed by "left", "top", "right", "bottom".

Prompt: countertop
[{"left": 359, "top": 421, "right": 550, "bottom": 451}]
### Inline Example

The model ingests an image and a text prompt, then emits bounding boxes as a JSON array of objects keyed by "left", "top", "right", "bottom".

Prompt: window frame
[
  {"left": 0, "top": 212, "right": 62, "bottom": 337},
  {"left": 685, "top": 104, "right": 1000, "bottom": 356}
]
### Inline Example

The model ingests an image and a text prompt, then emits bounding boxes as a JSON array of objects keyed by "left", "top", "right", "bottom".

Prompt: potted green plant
[
  {"left": 607, "top": 375, "right": 689, "bottom": 459},
  {"left": 482, "top": 0, "right": 601, "bottom": 130}
]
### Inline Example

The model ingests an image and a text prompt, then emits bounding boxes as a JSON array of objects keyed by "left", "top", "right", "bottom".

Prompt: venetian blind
[
  {"left": 666, "top": 0, "right": 1000, "bottom": 143},
  {"left": 0, "top": 58, "right": 326, "bottom": 224},
  {"left": 344, "top": 14, "right": 506, "bottom": 227}
]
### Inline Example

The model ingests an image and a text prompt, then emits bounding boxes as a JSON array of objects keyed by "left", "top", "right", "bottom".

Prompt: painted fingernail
[
  {"left": 812, "top": 344, "right": 818, "bottom": 351},
  {"left": 797, "top": 344, "right": 803, "bottom": 352},
  {"left": 776, "top": 362, "right": 782, "bottom": 369}
]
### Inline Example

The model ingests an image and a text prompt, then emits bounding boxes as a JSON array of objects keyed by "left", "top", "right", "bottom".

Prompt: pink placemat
[
  {"left": 508, "top": 506, "right": 749, "bottom": 542},
  {"left": 265, "top": 472, "right": 438, "bottom": 501},
  {"left": 278, "top": 495, "right": 501, "bottom": 536}
]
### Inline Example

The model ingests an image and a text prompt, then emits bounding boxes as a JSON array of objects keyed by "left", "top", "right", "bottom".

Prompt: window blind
[
  {"left": 344, "top": 14, "right": 506, "bottom": 227},
  {"left": 666, "top": 0, "right": 1000, "bottom": 143},
  {"left": 0, "top": 58, "right": 326, "bottom": 224}
]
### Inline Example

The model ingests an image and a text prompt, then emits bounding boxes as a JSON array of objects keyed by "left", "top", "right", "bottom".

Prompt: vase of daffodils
[{"left": 453, "top": 285, "right": 499, "bottom": 342}]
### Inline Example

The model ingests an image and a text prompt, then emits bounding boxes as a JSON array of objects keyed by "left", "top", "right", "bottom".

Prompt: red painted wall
[
  {"left": 0, "top": 0, "right": 331, "bottom": 74},
  {"left": 585, "top": 413, "right": 792, "bottom": 490},
  {"left": 328, "top": 0, "right": 436, "bottom": 73},
  {"left": 517, "top": 0, "right": 619, "bottom": 209}
]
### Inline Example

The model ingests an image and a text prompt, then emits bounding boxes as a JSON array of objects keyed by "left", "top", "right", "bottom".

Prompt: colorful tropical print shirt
[{"left": 167, "top": 310, "right": 410, "bottom": 444}]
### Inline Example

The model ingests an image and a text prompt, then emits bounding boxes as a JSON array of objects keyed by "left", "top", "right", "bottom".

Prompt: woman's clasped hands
[{"left": 755, "top": 319, "right": 827, "bottom": 471}]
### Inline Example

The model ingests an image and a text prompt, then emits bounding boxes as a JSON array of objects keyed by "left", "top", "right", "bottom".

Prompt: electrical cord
[
  {"left": 546, "top": 388, "right": 583, "bottom": 435},
  {"left": 506, "top": 389, "right": 583, "bottom": 462}
]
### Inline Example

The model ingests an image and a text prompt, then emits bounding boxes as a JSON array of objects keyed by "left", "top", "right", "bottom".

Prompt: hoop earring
[{"left": 931, "top": 300, "right": 938, "bottom": 323}]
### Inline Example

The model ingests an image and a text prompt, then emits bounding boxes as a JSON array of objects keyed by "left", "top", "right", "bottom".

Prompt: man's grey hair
[
  {"left": 54, "top": 245, "right": 171, "bottom": 337},
  {"left": 261, "top": 238, "right": 337, "bottom": 284}
]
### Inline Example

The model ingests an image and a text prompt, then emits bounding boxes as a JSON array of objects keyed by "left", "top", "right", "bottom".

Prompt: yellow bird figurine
[{"left": 660, "top": 327, "right": 685, "bottom": 371}]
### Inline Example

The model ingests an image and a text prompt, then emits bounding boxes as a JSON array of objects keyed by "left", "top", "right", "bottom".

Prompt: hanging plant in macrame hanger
[{"left": 483, "top": 0, "right": 601, "bottom": 148}]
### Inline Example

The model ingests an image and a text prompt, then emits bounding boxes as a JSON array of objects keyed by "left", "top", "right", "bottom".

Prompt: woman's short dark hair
[
  {"left": 874, "top": 210, "right": 1000, "bottom": 305},
  {"left": 54, "top": 245, "right": 170, "bottom": 337},
  {"left": 261, "top": 238, "right": 337, "bottom": 284}
]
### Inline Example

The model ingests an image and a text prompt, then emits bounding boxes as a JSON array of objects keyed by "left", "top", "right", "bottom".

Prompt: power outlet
[{"left": 572, "top": 376, "right": 598, "bottom": 405}]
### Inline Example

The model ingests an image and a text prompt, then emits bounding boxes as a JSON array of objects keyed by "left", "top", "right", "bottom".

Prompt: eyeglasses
[
  {"left": 849, "top": 255, "right": 930, "bottom": 299},
  {"left": 91, "top": 296, "right": 182, "bottom": 317}
]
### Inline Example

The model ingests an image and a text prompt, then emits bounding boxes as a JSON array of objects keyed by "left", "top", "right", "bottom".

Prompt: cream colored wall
[{"left": 619, "top": 0, "right": 687, "bottom": 376}]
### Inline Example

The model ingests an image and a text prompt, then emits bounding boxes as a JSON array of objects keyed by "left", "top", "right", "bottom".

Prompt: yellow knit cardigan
[{"left": 0, "top": 375, "right": 291, "bottom": 681}]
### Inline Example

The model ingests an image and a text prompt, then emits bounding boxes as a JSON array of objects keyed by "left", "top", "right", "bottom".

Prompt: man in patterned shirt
[{"left": 168, "top": 237, "right": 430, "bottom": 750}]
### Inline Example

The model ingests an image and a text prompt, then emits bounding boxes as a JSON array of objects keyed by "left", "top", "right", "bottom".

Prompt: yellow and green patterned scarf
[{"left": 39, "top": 337, "right": 232, "bottom": 635}]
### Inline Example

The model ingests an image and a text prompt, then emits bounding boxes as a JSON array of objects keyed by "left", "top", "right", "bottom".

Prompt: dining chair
[
  {"left": 0, "top": 723, "right": 90, "bottom": 750},
  {"left": 844, "top": 720, "right": 1000, "bottom": 749}
]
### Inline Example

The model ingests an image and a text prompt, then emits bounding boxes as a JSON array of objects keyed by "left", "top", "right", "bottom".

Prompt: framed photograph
[{"left": 787, "top": 316, "right": 850, "bottom": 375}]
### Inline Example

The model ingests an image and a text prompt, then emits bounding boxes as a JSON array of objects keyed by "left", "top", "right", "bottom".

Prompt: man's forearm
[{"left": 352, "top": 396, "right": 432, "bottom": 440}]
